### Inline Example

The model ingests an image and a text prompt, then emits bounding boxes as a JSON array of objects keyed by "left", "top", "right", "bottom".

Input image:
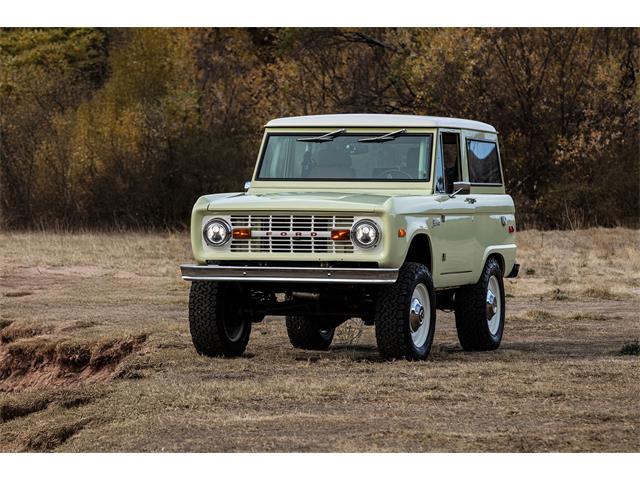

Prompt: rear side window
[{"left": 466, "top": 139, "right": 502, "bottom": 184}]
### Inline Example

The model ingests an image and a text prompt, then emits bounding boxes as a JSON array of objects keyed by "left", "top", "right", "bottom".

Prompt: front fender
[
  {"left": 380, "top": 212, "right": 434, "bottom": 269},
  {"left": 190, "top": 193, "right": 242, "bottom": 262}
]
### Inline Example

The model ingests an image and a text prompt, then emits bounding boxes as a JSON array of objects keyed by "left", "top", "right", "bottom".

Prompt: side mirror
[
  {"left": 244, "top": 181, "right": 251, "bottom": 192},
  {"left": 451, "top": 181, "right": 471, "bottom": 196}
]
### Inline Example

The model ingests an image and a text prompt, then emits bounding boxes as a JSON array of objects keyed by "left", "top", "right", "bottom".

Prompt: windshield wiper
[
  {"left": 357, "top": 129, "right": 406, "bottom": 143},
  {"left": 297, "top": 129, "right": 346, "bottom": 143}
]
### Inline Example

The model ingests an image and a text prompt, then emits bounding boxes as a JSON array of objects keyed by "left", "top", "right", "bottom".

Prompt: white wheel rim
[
  {"left": 486, "top": 275, "right": 501, "bottom": 335},
  {"left": 409, "top": 283, "right": 430, "bottom": 348}
]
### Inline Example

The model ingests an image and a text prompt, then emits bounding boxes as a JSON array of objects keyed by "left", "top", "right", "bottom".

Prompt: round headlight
[
  {"left": 203, "top": 218, "right": 231, "bottom": 247},
  {"left": 351, "top": 220, "right": 380, "bottom": 249}
]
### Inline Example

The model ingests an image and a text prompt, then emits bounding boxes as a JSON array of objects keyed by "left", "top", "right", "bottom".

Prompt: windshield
[{"left": 257, "top": 133, "right": 433, "bottom": 181}]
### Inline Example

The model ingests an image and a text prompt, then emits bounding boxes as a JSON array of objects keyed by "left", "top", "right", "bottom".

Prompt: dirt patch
[
  {"left": 0, "top": 334, "right": 147, "bottom": 392},
  {"left": 19, "top": 266, "right": 109, "bottom": 278}
]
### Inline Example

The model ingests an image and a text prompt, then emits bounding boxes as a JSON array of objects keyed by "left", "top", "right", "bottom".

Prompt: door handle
[{"left": 465, "top": 197, "right": 477, "bottom": 204}]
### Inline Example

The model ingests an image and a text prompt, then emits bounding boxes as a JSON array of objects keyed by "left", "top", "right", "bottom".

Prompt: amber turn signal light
[
  {"left": 232, "top": 228, "right": 252, "bottom": 239},
  {"left": 330, "top": 229, "right": 350, "bottom": 241},
  {"left": 398, "top": 228, "right": 407, "bottom": 238}
]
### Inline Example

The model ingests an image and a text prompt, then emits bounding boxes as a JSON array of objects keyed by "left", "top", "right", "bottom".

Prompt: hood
[{"left": 205, "top": 191, "right": 394, "bottom": 213}]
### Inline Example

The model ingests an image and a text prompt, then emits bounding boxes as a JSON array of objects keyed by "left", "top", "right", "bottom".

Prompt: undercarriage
[{"left": 235, "top": 282, "right": 378, "bottom": 329}]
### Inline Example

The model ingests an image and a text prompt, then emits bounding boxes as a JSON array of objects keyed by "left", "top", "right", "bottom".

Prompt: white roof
[{"left": 266, "top": 114, "right": 496, "bottom": 133}]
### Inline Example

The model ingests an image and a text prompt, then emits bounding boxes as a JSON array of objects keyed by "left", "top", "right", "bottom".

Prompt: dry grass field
[{"left": 0, "top": 228, "right": 638, "bottom": 452}]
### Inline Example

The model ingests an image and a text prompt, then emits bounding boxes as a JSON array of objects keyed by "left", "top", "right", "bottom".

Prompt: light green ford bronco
[{"left": 180, "top": 114, "right": 519, "bottom": 360}]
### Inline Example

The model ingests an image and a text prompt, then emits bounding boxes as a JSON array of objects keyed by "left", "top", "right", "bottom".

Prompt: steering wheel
[{"left": 375, "top": 169, "right": 413, "bottom": 180}]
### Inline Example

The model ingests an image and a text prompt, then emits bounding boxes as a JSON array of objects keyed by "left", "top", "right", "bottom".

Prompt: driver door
[{"left": 431, "top": 130, "right": 477, "bottom": 286}]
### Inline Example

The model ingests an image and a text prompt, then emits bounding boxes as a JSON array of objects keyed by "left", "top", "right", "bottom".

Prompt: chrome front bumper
[{"left": 180, "top": 264, "right": 398, "bottom": 284}]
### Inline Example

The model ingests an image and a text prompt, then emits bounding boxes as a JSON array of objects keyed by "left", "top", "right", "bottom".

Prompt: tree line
[{"left": 0, "top": 28, "right": 638, "bottom": 229}]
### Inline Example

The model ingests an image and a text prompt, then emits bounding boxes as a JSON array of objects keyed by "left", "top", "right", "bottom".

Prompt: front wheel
[
  {"left": 188, "top": 281, "right": 251, "bottom": 357},
  {"left": 374, "top": 262, "right": 436, "bottom": 360},
  {"left": 454, "top": 257, "right": 505, "bottom": 351}
]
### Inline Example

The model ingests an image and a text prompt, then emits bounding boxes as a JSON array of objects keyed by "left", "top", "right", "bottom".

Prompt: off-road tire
[
  {"left": 374, "top": 262, "right": 436, "bottom": 360},
  {"left": 455, "top": 257, "right": 505, "bottom": 351},
  {"left": 285, "top": 316, "right": 334, "bottom": 350},
  {"left": 188, "top": 281, "right": 251, "bottom": 357}
]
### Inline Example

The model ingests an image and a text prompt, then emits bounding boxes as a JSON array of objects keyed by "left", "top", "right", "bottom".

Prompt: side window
[{"left": 466, "top": 139, "right": 502, "bottom": 184}]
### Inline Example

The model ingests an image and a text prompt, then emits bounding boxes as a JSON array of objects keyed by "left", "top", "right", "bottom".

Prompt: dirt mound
[
  {"left": 18, "top": 419, "right": 91, "bottom": 452},
  {"left": 0, "top": 333, "right": 147, "bottom": 392},
  {"left": 1, "top": 389, "right": 99, "bottom": 424},
  {"left": 0, "top": 321, "right": 53, "bottom": 343},
  {"left": 0, "top": 396, "right": 50, "bottom": 423}
]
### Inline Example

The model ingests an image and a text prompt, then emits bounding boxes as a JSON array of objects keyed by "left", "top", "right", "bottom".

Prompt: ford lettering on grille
[{"left": 254, "top": 230, "right": 330, "bottom": 238}]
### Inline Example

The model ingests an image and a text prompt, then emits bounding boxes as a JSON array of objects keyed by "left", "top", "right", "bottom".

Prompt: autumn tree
[{"left": 0, "top": 27, "right": 637, "bottom": 229}]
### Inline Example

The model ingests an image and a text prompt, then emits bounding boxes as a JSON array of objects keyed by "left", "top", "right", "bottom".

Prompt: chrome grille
[{"left": 229, "top": 214, "right": 355, "bottom": 253}]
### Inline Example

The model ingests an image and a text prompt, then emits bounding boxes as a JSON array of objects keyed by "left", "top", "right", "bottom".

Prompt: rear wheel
[
  {"left": 455, "top": 257, "right": 505, "bottom": 351},
  {"left": 285, "top": 316, "right": 335, "bottom": 350},
  {"left": 374, "top": 262, "right": 436, "bottom": 360},
  {"left": 188, "top": 281, "right": 251, "bottom": 357}
]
